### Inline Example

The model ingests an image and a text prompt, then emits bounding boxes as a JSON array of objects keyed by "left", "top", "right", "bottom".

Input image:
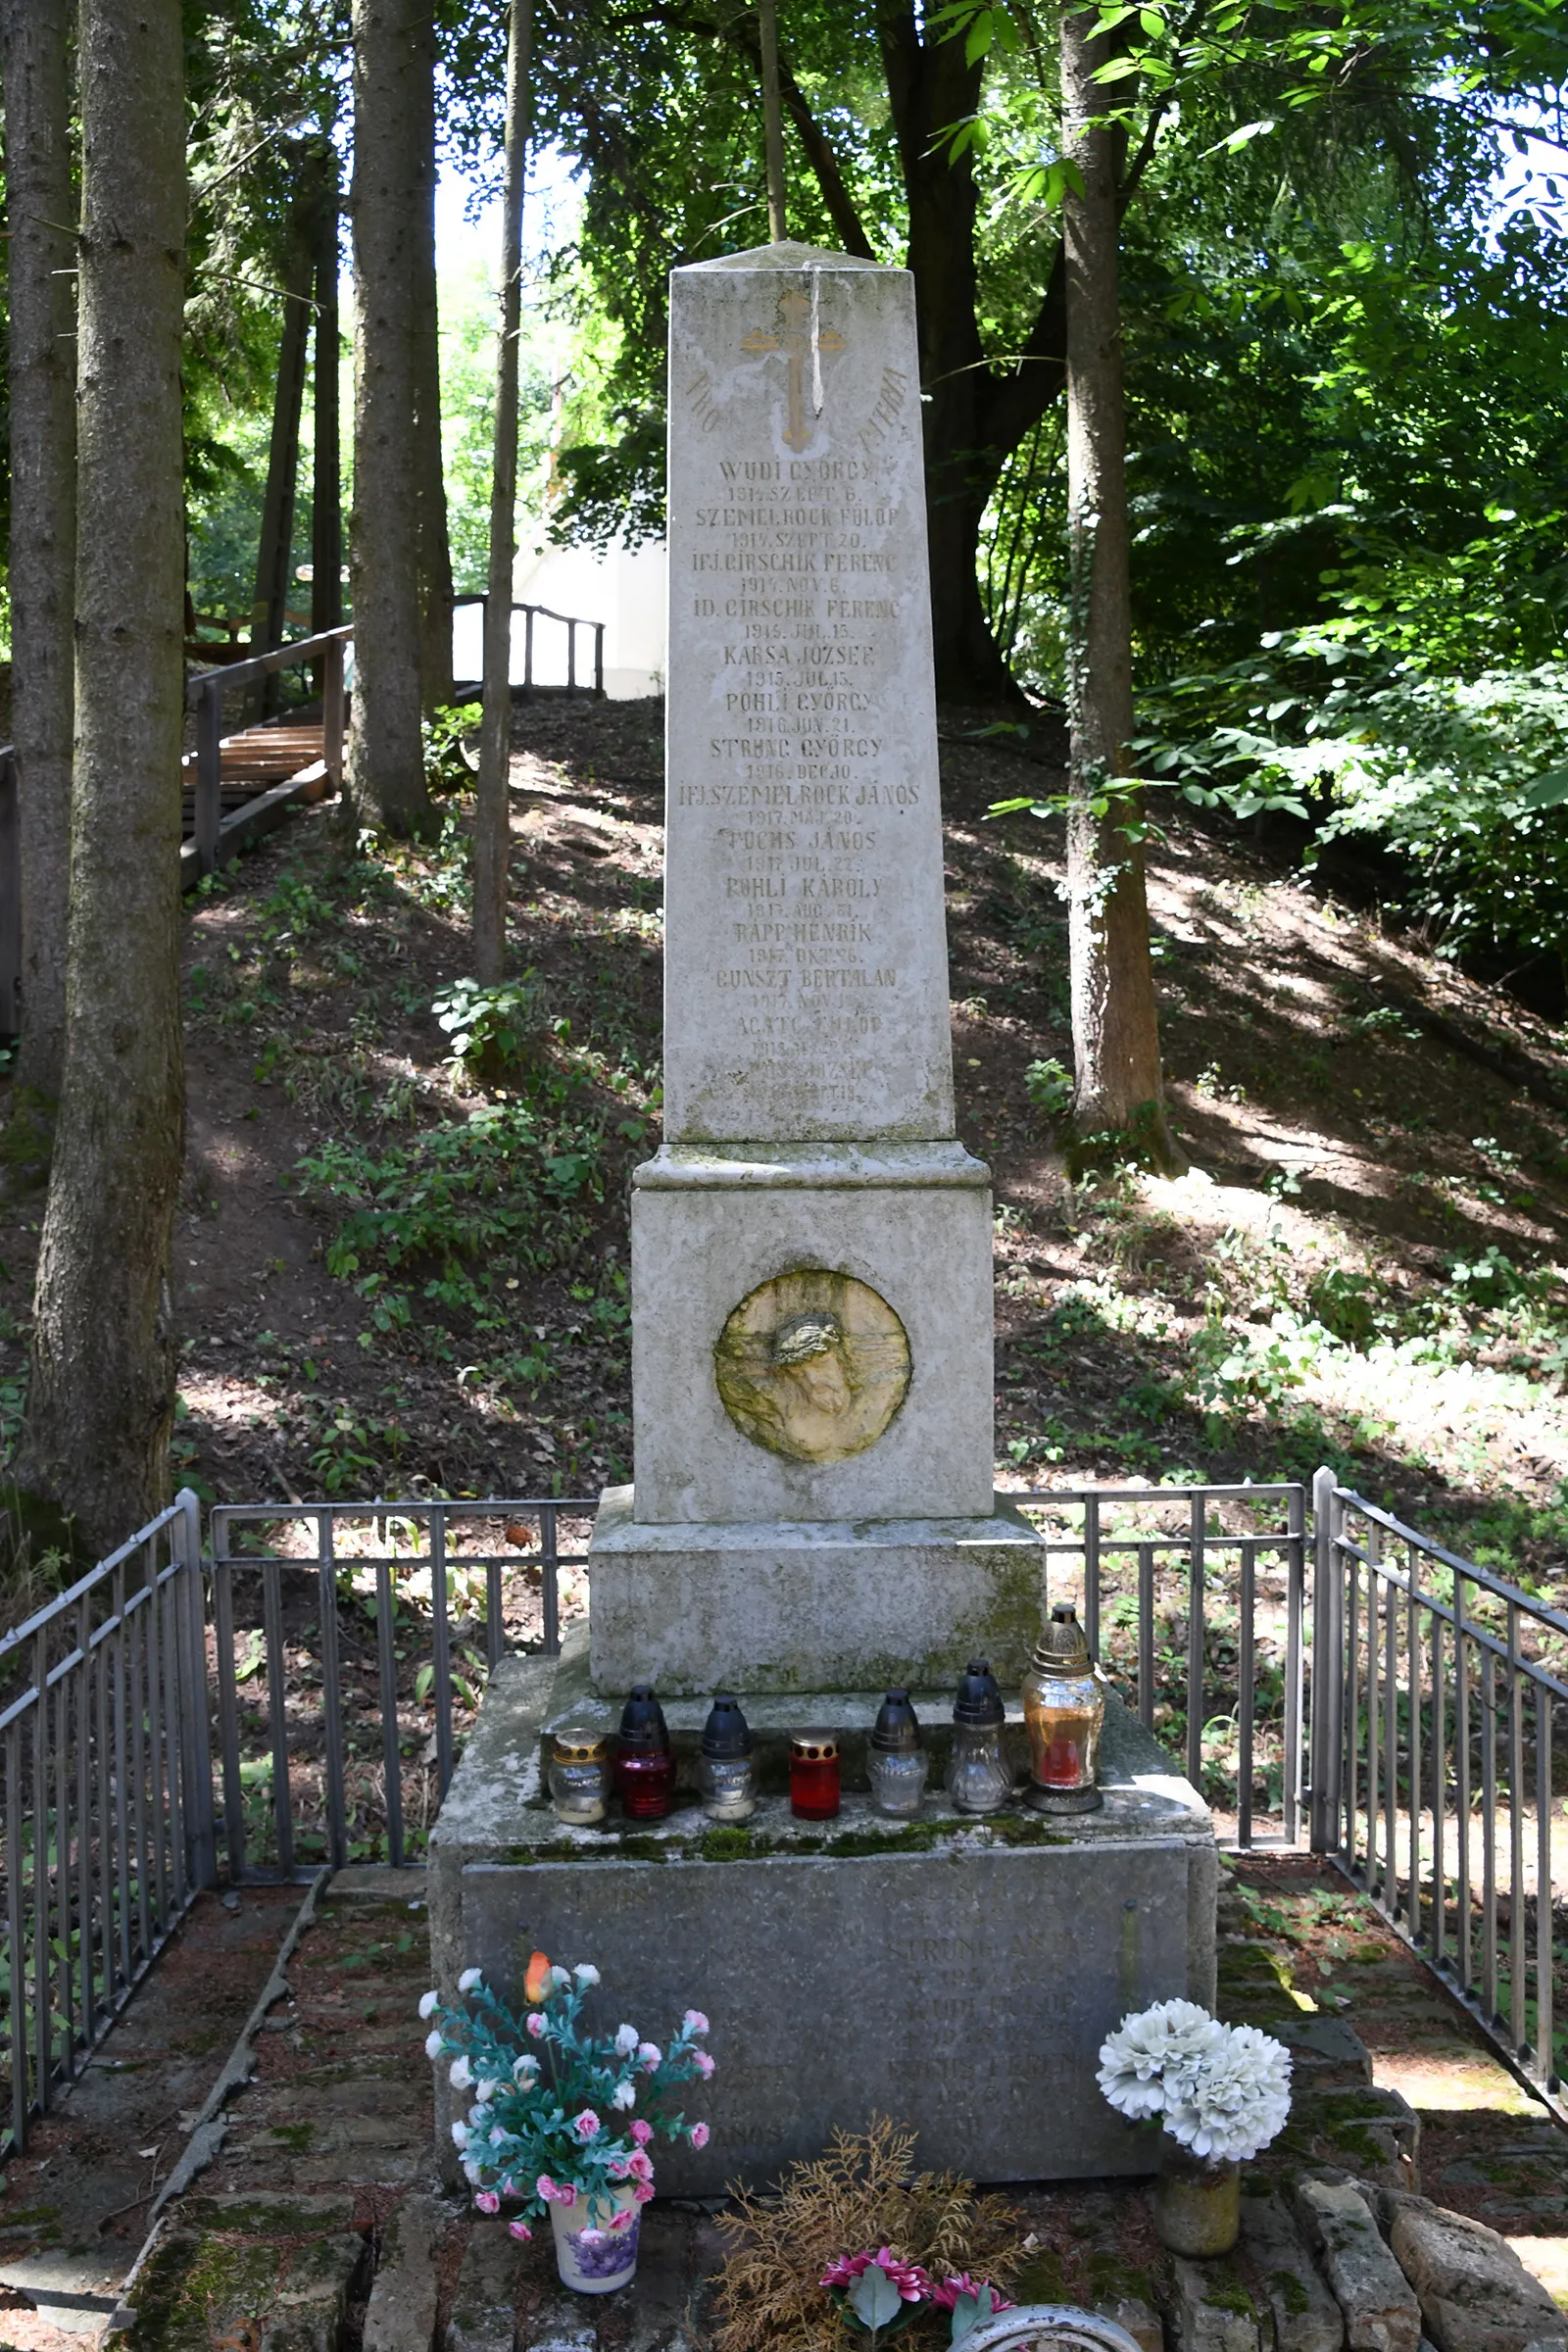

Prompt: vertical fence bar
[
  {"left": 1137, "top": 1542, "right": 1154, "bottom": 1731},
  {"left": 1238, "top": 1539, "right": 1255, "bottom": 1849},
  {"left": 1431, "top": 1606, "right": 1447, "bottom": 1974},
  {"left": 162, "top": 1570, "right": 188, "bottom": 1917},
  {"left": 1383, "top": 1556, "right": 1397, "bottom": 1916},
  {"left": 7, "top": 1723, "right": 27, "bottom": 2151},
  {"left": 523, "top": 608, "right": 535, "bottom": 693},
  {"left": 486, "top": 1556, "right": 505, "bottom": 1673},
  {"left": 1284, "top": 1482, "right": 1305, "bottom": 1845},
  {"left": 75, "top": 1597, "right": 95, "bottom": 2047},
  {"left": 1406, "top": 1557, "right": 1422, "bottom": 1943},
  {"left": 375, "top": 1556, "right": 405, "bottom": 1871},
  {"left": 1347, "top": 1533, "right": 1363, "bottom": 1876},
  {"left": 212, "top": 1555, "right": 246, "bottom": 1885},
  {"left": 1507, "top": 1604, "right": 1526, "bottom": 2057},
  {"left": 1187, "top": 1494, "right": 1206, "bottom": 1789},
  {"left": 1481, "top": 1646, "right": 1498, "bottom": 2021},
  {"left": 0, "top": 748, "right": 21, "bottom": 1037},
  {"left": 195, "top": 680, "right": 223, "bottom": 875},
  {"left": 144, "top": 1575, "right": 170, "bottom": 1936},
  {"left": 1455, "top": 1565, "right": 1473, "bottom": 1990},
  {"left": 94, "top": 1619, "right": 115, "bottom": 2007},
  {"left": 1537, "top": 1687, "right": 1556, "bottom": 2087},
  {"left": 1083, "top": 1494, "right": 1101, "bottom": 1662},
  {"left": 1309, "top": 1466, "right": 1338, "bottom": 1853},
  {"left": 541, "top": 1505, "right": 560, "bottom": 1658},
  {"left": 317, "top": 1514, "right": 349, "bottom": 1869},
  {"left": 174, "top": 1493, "right": 217, "bottom": 1892},
  {"left": 1366, "top": 1550, "right": 1383, "bottom": 1895},
  {"left": 567, "top": 617, "right": 577, "bottom": 692},
  {"left": 31, "top": 1631, "right": 51, "bottom": 2111},
  {"left": 54, "top": 1641, "right": 75, "bottom": 2079},
  {"left": 128, "top": 1591, "right": 152, "bottom": 1966},
  {"left": 323, "top": 635, "right": 347, "bottom": 787},
  {"left": 263, "top": 1561, "right": 295, "bottom": 1877},
  {"left": 431, "top": 1509, "right": 455, "bottom": 1798},
  {"left": 594, "top": 622, "right": 605, "bottom": 696}
]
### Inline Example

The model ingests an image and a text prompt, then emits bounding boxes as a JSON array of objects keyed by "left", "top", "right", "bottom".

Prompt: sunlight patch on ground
[
  {"left": 1509, "top": 2236, "right": 1568, "bottom": 2309},
  {"left": 1373, "top": 2051, "right": 1542, "bottom": 2113}
]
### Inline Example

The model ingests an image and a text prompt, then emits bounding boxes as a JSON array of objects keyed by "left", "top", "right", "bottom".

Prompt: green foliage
[
  {"left": 432, "top": 975, "right": 545, "bottom": 1079},
  {"left": 423, "top": 704, "right": 482, "bottom": 797},
  {"left": 1023, "top": 1056, "right": 1074, "bottom": 1118}
]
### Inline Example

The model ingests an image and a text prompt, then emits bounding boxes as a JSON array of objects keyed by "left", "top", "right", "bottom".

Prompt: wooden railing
[{"left": 453, "top": 594, "right": 606, "bottom": 698}]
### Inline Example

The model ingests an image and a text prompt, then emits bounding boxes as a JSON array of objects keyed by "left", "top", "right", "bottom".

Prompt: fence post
[
  {"left": 594, "top": 622, "right": 605, "bottom": 697},
  {"left": 195, "top": 680, "right": 223, "bottom": 875},
  {"left": 172, "top": 1488, "right": 218, "bottom": 1889},
  {"left": 523, "top": 606, "right": 534, "bottom": 694},
  {"left": 0, "top": 750, "right": 20, "bottom": 1038},
  {"left": 322, "top": 635, "right": 346, "bottom": 790},
  {"left": 1309, "top": 1463, "right": 1343, "bottom": 1853},
  {"left": 567, "top": 616, "right": 578, "bottom": 693}
]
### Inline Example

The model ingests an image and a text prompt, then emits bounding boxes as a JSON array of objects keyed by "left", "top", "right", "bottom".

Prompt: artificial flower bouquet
[
  {"left": 420, "top": 1947, "right": 714, "bottom": 2251},
  {"left": 1096, "top": 1997, "right": 1292, "bottom": 2165},
  {"left": 821, "top": 2249, "right": 1014, "bottom": 2346}
]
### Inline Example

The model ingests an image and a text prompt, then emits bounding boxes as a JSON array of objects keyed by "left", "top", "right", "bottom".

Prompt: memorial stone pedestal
[{"left": 428, "top": 240, "right": 1216, "bottom": 2186}]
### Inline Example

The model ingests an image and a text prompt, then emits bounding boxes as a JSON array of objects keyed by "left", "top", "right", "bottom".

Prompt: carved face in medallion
[{"left": 713, "top": 1271, "right": 910, "bottom": 1463}]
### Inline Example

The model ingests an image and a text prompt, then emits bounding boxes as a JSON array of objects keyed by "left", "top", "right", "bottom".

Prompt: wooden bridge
[{"left": 0, "top": 597, "right": 607, "bottom": 1034}]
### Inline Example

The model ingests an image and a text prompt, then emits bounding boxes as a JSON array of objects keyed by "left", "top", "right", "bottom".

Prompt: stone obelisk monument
[
  {"left": 587, "top": 240, "right": 1042, "bottom": 1692},
  {"left": 430, "top": 244, "right": 1216, "bottom": 2196}
]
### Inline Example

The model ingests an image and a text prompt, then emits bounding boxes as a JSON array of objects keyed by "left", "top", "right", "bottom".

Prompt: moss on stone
[
  {"left": 269, "top": 2123, "right": 316, "bottom": 2151},
  {"left": 1086, "top": 2251, "right": 1153, "bottom": 2304},
  {"left": 1199, "top": 2264, "right": 1256, "bottom": 2317},
  {"left": 1270, "top": 2266, "right": 1310, "bottom": 2316},
  {"left": 1011, "top": 2250, "right": 1070, "bottom": 2303}
]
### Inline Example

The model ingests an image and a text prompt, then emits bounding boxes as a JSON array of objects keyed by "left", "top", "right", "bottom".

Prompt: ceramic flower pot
[
  {"left": 550, "top": 2187, "right": 642, "bottom": 2293},
  {"left": 1152, "top": 2150, "right": 1241, "bottom": 2257}
]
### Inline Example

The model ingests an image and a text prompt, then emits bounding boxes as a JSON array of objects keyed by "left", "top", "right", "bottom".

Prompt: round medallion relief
[{"left": 713, "top": 1270, "right": 911, "bottom": 1464}]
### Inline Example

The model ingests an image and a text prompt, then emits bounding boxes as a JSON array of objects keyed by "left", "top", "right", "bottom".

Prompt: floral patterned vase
[
  {"left": 550, "top": 2187, "right": 642, "bottom": 2293},
  {"left": 1152, "top": 2151, "right": 1241, "bottom": 2257}
]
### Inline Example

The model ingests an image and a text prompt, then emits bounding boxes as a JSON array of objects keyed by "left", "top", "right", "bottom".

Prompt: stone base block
[
  {"left": 629, "top": 1144, "right": 995, "bottom": 1524},
  {"left": 429, "top": 1653, "right": 1217, "bottom": 2191},
  {"left": 586, "top": 1484, "right": 1045, "bottom": 1694}
]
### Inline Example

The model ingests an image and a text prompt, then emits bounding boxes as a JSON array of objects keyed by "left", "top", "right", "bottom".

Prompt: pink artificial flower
[
  {"left": 577, "top": 2229, "right": 606, "bottom": 2248},
  {"left": 608, "top": 2209, "right": 634, "bottom": 2232},
  {"left": 508, "top": 2220, "right": 532, "bottom": 2243},
  {"left": 607, "top": 2157, "right": 630, "bottom": 2180},
  {"left": 537, "top": 2174, "right": 577, "bottom": 2207},
  {"left": 572, "top": 2109, "right": 601, "bottom": 2141},
  {"left": 682, "top": 2010, "right": 710, "bottom": 2036},
  {"left": 525, "top": 2012, "right": 547, "bottom": 2039},
  {"left": 689, "top": 2122, "right": 710, "bottom": 2149},
  {"left": 930, "top": 2278, "right": 1015, "bottom": 2316},
  {"left": 693, "top": 2050, "right": 715, "bottom": 2080},
  {"left": 473, "top": 2191, "right": 500, "bottom": 2215},
  {"left": 629, "top": 2119, "right": 654, "bottom": 2147},
  {"left": 820, "top": 2251, "right": 931, "bottom": 2304},
  {"left": 625, "top": 2149, "right": 655, "bottom": 2182},
  {"left": 632, "top": 2181, "right": 656, "bottom": 2203},
  {"left": 636, "top": 2041, "right": 662, "bottom": 2070}
]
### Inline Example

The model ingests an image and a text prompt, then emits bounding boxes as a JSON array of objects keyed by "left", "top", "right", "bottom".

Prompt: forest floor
[{"left": 6, "top": 693, "right": 1568, "bottom": 1609}]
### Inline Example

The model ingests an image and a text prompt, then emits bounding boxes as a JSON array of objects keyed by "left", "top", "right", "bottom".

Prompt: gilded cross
[{"left": 742, "top": 288, "right": 847, "bottom": 452}]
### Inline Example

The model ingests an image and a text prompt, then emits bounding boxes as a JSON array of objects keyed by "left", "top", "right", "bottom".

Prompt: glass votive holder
[
  {"left": 789, "top": 1730, "right": 841, "bottom": 1820},
  {"left": 616, "top": 1683, "right": 676, "bottom": 1822},
  {"left": 946, "top": 1659, "right": 1013, "bottom": 1816},
  {"left": 699, "top": 1693, "right": 756, "bottom": 1823},
  {"left": 867, "top": 1689, "right": 927, "bottom": 1818},
  {"left": 548, "top": 1728, "right": 611, "bottom": 1825}
]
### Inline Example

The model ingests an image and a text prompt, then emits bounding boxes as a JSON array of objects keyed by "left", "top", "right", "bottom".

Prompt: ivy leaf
[{"left": 849, "top": 2268, "right": 905, "bottom": 2332}]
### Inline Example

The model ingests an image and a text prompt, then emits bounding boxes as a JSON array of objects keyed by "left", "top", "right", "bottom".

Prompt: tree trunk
[
  {"left": 249, "top": 184, "right": 316, "bottom": 721},
  {"left": 410, "top": 6, "right": 454, "bottom": 712},
  {"left": 312, "top": 147, "right": 344, "bottom": 642},
  {"left": 0, "top": 0, "right": 76, "bottom": 1099},
  {"left": 347, "top": 0, "right": 436, "bottom": 837},
  {"left": 1058, "top": 0, "right": 1176, "bottom": 1167},
  {"left": 879, "top": 8, "right": 1041, "bottom": 707},
  {"left": 22, "top": 0, "right": 187, "bottom": 1546},
  {"left": 473, "top": 0, "right": 534, "bottom": 986}
]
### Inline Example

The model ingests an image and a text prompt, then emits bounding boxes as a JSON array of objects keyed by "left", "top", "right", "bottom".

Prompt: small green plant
[
  {"left": 423, "top": 702, "right": 482, "bottom": 795},
  {"left": 1023, "top": 1057, "right": 1073, "bottom": 1119},
  {"left": 433, "top": 975, "right": 544, "bottom": 1083}
]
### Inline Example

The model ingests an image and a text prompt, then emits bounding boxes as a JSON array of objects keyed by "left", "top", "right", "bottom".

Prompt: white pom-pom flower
[
  {"left": 418, "top": 1990, "right": 439, "bottom": 2020},
  {"left": 611, "top": 2081, "right": 636, "bottom": 2110},
  {"left": 574, "top": 1964, "right": 602, "bottom": 1986},
  {"left": 1097, "top": 1999, "right": 1224, "bottom": 2121},
  {"left": 450, "top": 2055, "right": 472, "bottom": 2090},
  {"left": 451, "top": 2120, "right": 469, "bottom": 2149},
  {"left": 424, "top": 2030, "right": 443, "bottom": 2061},
  {"left": 1162, "top": 2024, "right": 1293, "bottom": 2164},
  {"left": 614, "top": 2024, "right": 639, "bottom": 2054},
  {"left": 458, "top": 1968, "right": 483, "bottom": 1994}
]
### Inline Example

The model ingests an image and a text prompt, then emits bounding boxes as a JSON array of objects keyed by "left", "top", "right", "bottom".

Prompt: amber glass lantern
[
  {"left": 789, "top": 1730, "right": 841, "bottom": 1820},
  {"left": 1021, "top": 1603, "right": 1105, "bottom": 1813}
]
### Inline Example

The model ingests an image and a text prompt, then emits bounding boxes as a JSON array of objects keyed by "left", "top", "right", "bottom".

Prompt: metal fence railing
[
  {"left": 0, "top": 1494, "right": 213, "bottom": 2157},
  {"left": 3, "top": 1469, "right": 1562, "bottom": 2153},
  {"left": 1310, "top": 1469, "right": 1566, "bottom": 2114},
  {"left": 208, "top": 1498, "right": 594, "bottom": 1882}
]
